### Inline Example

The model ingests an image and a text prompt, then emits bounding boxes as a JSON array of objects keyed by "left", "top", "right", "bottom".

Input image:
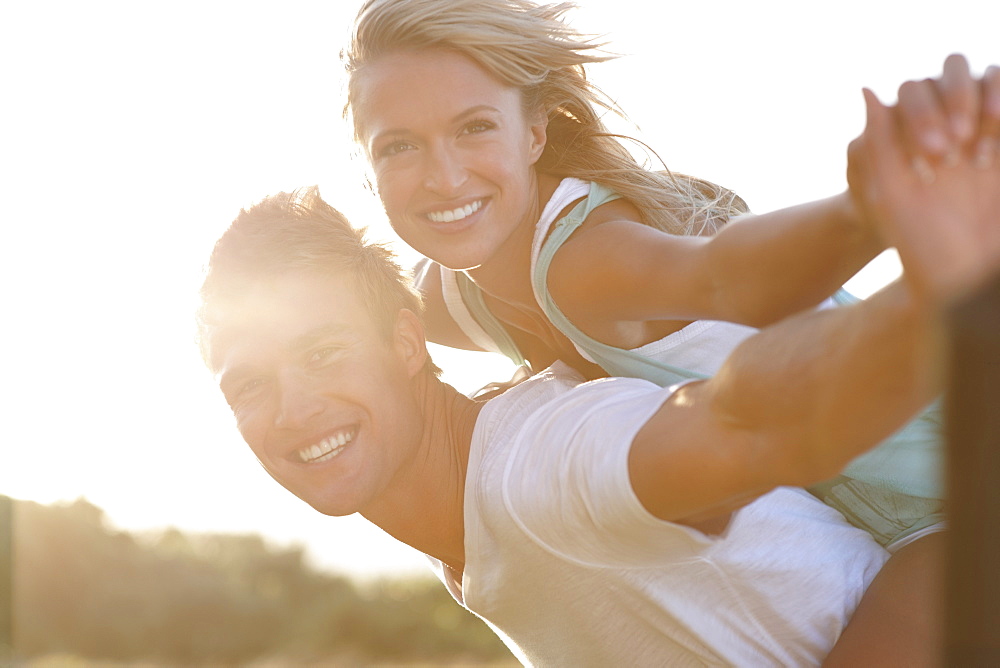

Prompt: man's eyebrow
[
  {"left": 290, "top": 324, "right": 354, "bottom": 352},
  {"left": 218, "top": 324, "right": 353, "bottom": 386}
]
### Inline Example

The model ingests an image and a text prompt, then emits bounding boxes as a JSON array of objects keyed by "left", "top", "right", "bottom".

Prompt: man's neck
[{"left": 362, "top": 373, "right": 484, "bottom": 573}]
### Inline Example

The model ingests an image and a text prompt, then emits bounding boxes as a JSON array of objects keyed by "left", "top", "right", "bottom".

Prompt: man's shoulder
[
  {"left": 478, "top": 362, "right": 664, "bottom": 440},
  {"left": 479, "top": 363, "right": 582, "bottom": 426}
]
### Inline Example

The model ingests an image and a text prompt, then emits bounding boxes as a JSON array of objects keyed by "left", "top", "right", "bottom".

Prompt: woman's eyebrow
[{"left": 370, "top": 104, "right": 502, "bottom": 142}]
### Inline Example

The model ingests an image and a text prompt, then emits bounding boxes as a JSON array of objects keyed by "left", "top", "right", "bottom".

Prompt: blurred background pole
[
  {"left": 1, "top": 494, "right": 11, "bottom": 664},
  {"left": 944, "top": 270, "right": 1000, "bottom": 664}
]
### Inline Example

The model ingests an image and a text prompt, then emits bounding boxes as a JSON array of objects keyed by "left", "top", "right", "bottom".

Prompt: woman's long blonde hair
[{"left": 343, "top": 0, "right": 749, "bottom": 236}]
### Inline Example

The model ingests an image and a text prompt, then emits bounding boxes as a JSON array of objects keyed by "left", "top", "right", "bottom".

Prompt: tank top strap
[
  {"left": 439, "top": 266, "right": 505, "bottom": 355},
  {"left": 530, "top": 177, "right": 592, "bottom": 278},
  {"left": 434, "top": 178, "right": 596, "bottom": 370},
  {"left": 439, "top": 266, "right": 528, "bottom": 366},
  {"left": 531, "top": 182, "right": 711, "bottom": 386}
]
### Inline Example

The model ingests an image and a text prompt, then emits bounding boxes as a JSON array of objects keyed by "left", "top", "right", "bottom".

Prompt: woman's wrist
[{"left": 836, "top": 189, "right": 885, "bottom": 253}]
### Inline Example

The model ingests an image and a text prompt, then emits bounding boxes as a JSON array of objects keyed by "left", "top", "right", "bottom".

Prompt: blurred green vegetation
[{"left": 5, "top": 496, "right": 515, "bottom": 666}]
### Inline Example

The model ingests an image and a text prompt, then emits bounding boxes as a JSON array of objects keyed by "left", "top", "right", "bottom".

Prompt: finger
[
  {"left": 863, "top": 88, "right": 910, "bottom": 175},
  {"left": 854, "top": 87, "right": 915, "bottom": 200},
  {"left": 939, "top": 54, "right": 978, "bottom": 144},
  {"left": 846, "top": 123, "right": 872, "bottom": 207},
  {"left": 846, "top": 92, "right": 883, "bottom": 229},
  {"left": 975, "top": 65, "right": 1000, "bottom": 169},
  {"left": 863, "top": 87, "right": 933, "bottom": 183},
  {"left": 897, "top": 78, "right": 952, "bottom": 161}
]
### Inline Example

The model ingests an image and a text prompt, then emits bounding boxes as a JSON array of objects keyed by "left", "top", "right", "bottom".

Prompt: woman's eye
[
  {"left": 464, "top": 119, "right": 496, "bottom": 135},
  {"left": 376, "top": 139, "right": 414, "bottom": 158}
]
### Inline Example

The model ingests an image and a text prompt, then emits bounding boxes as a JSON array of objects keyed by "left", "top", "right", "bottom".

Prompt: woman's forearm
[{"left": 707, "top": 192, "right": 883, "bottom": 326}]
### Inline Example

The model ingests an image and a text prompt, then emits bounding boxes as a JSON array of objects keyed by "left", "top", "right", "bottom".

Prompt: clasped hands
[{"left": 848, "top": 54, "right": 1000, "bottom": 303}]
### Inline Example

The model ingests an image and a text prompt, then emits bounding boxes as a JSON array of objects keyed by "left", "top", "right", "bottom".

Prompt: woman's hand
[
  {"left": 848, "top": 83, "right": 1000, "bottom": 304},
  {"left": 891, "top": 54, "right": 1000, "bottom": 176}
]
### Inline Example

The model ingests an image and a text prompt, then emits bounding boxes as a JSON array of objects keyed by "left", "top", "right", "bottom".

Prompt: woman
[{"left": 341, "top": 0, "right": 998, "bottom": 662}]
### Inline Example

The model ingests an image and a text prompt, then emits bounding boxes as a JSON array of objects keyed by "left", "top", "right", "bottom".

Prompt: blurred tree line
[{"left": 4, "top": 496, "right": 515, "bottom": 666}]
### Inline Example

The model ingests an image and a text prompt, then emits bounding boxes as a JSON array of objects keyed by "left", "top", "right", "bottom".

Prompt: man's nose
[
  {"left": 423, "top": 144, "right": 468, "bottom": 195},
  {"left": 273, "top": 370, "right": 325, "bottom": 430}
]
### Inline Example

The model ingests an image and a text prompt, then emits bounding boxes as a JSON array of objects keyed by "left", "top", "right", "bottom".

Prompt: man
[{"left": 195, "top": 147, "right": 980, "bottom": 664}]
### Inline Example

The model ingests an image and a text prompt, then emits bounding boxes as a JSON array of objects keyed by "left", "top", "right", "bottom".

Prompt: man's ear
[{"left": 393, "top": 308, "right": 429, "bottom": 378}]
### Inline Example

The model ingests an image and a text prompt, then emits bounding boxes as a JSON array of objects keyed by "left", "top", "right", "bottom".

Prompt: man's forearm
[{"left": 707, "top": 280, "right": 941, "bottom": 485}]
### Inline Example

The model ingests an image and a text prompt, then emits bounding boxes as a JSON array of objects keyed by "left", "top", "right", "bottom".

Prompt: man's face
[{"left": 211, "top": 271, "right": 426, "bottom": 517}]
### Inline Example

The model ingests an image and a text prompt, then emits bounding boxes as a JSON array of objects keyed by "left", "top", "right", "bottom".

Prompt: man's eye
[
  {"left": 224, "top": 377, "right": 267, "bottom": 409},
  {"left": 240, "top": 378, "right": 266, "bottom": 394},
  {"left": 307, "top": 347, "right": 341, "bottom": 368}
]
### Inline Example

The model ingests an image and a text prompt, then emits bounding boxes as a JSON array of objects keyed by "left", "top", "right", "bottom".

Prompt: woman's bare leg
[{"left": 824, "top": 532, "right": 945, "bottom": 667}]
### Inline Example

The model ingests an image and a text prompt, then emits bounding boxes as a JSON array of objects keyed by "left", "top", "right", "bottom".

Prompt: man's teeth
[
  {"left": 299, "top": 431, "right": 354, "bottom": 463},
  {"left": 427, "top": 200, "right": 482, "bottom": 223}
]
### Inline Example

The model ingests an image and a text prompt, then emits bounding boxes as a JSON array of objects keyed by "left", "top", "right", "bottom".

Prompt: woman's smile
[{"left": 426, "top": 198, "right": 484, "bottom": 225}]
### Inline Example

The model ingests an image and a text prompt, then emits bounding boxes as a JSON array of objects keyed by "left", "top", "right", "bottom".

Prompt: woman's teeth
[{"left": 427, "top": 200, "right": 482, "bottom": 223}]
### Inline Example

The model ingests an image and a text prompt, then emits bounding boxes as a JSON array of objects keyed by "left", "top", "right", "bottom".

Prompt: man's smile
[{"left": 297, "top": 427, "right": 357, "bottom": 464}]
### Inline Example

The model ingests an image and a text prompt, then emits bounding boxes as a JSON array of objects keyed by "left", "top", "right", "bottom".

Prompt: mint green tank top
[{"left": 451, "top": 181, "right": 945, "bottom": 546}]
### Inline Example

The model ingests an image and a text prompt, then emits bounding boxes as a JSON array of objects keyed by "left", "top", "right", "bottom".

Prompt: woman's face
[{"left": 354, "top": 48, "right": 547, "bottom": 271}]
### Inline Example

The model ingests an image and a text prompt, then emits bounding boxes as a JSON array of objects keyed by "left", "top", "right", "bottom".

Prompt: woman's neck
[{"left": 466, "top": 172, "right": 561, "bottom": 307}]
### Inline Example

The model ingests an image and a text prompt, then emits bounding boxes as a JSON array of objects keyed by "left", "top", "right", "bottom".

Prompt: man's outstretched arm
[{"left": 628, "top": 279, "right": 938, "bottom": 523}]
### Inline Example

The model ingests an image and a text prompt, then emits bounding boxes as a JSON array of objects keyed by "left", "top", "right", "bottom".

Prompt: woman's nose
[{"left": 423, "top": 144, "right": 468, "bottom": 196}]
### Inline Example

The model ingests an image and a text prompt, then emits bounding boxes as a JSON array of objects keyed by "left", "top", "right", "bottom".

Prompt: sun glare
[{"left": 3, "top": 0, "right": 996, "bottom": 579}]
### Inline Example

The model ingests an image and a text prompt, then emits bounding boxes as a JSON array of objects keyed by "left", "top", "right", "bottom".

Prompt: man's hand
[{"left": 848, "top": 77, "right": 1000, "bottom": 303}]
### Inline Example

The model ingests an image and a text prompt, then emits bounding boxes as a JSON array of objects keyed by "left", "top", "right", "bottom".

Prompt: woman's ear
[
  {"left": 393, "top": 308, "right": 429, "bottom": 378},
  {"left": 528, "top": 109, "right": 548, "bottom": 165}
]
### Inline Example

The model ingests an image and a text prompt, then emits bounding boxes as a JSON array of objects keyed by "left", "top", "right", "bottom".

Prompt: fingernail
[
  {"left": 951, "top": 115, "right": 974, "bottom": 142},
  {"left": 975, "top": 139, "right": 996, "bottom": 170},
  {"left": 912, "top": 156, "right": 937, "bottom": 184},
  {"left": 923, "top": 129, "right": 950, "bottom": 155}
]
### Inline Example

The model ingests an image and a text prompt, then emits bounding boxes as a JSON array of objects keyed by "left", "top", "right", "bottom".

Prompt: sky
[{"left": 2, "top": 0, "right": 997, "bottom": 579}]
